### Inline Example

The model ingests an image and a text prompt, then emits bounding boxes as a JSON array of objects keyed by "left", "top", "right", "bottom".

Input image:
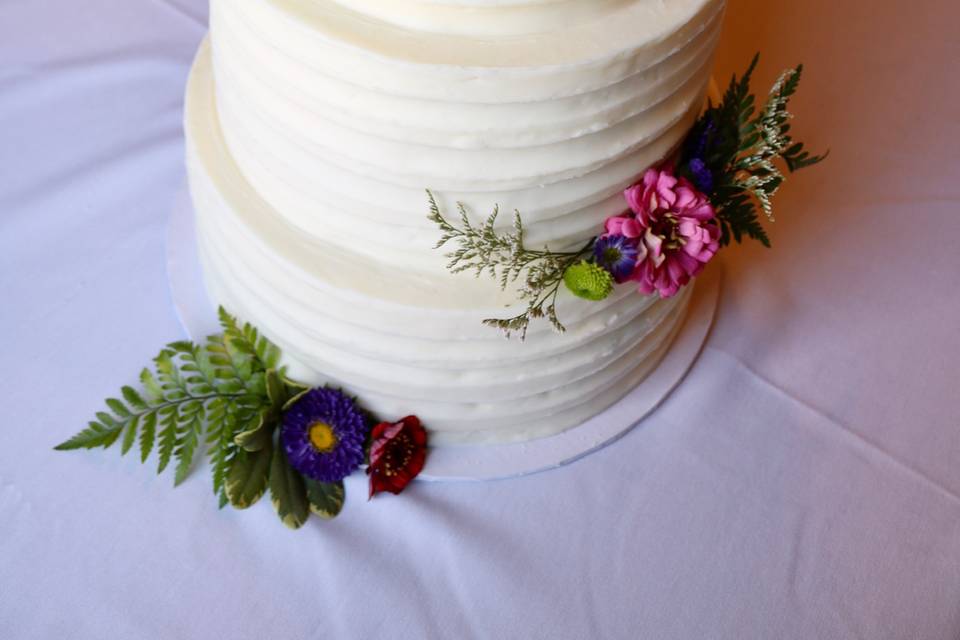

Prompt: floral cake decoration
[
  {"left": 56, "top": 309, "right": 429, "bottom": 528},
  {"left": 56, "top": 55, "right": 824, "bottom": 529},
  {"left": 428, "top": 54, "right": 827, "bottom": 338}
]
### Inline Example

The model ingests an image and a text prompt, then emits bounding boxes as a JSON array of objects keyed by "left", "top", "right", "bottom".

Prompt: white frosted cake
[{"left": 184, "top": 0, "right": 726, "bottom": 445}]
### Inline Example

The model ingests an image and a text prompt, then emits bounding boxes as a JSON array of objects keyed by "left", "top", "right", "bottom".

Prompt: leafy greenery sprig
[
  {"left": 429, "top": 54, "right": 825, "bottom": 338},
  {"left": 427, "top": 190, "right": 593, "bottom": 339},
  {"left": 680, "top": 54, "right": 828, "bottom": 247},
  {"left": 55, "top": 308, "right": 345, "bottom": 528}
]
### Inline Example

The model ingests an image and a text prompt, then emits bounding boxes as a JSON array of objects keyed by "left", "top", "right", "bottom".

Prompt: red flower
[{"left": 367, "top": 416, "right": 428, "bottom": 498}]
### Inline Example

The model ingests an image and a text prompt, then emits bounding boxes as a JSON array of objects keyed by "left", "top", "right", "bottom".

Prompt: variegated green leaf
[
  {"left": 269, "top": 446, "right": 309, "bottom": 529},
  {"left": 234, "top": 406, "right": 276, "bottom": 452},
  {"left": 305, "top": 479, "right": 345, "bottom": 520},
  {"left": 225, "top": 445, "right": 272, "bottom": 509},
  {"left": 265, "top": 369, "right": 285, "bottom": 410}
]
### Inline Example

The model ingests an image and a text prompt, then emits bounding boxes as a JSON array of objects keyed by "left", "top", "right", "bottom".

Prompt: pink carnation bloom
[{"left": 605, "top": 167, "right": 720, "bottom": 298}]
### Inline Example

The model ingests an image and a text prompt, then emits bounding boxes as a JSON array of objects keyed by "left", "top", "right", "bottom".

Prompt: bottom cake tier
[{"left": 184, "top": 41, "right": 694, "bottom": 445}]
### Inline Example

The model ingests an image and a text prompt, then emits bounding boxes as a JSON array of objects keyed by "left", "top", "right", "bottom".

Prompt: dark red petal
[
  {"left": 406, "top": 451, "right": 426, "bottom": 479},
  {"left": 402, "top": 416, "right": 428, "bottom": 446},
  {"left": 368, "top": 437, "right": 389, "bottom": 466},
  {"left": 369, "top": 473, "right": 392, "bottom": 499},
  {"left": 370, "top": 421, "right": 390, "bottom": 441}
]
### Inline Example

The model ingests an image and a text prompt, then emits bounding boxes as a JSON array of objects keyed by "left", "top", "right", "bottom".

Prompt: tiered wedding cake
[{"left": 185, "top": 0, "right": 726, "bottom": 445}]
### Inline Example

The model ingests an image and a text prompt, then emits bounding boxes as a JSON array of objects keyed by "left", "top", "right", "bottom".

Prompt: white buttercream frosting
[
  {"left": 185, "top": 0, "right": 724, "bottom": 444},
  {"left": 328, "top": 0, "right": 631, "bottom": 36}
]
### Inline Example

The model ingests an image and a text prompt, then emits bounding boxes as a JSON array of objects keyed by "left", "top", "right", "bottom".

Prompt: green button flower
[{"left": 563, "top": 261, "right": 614, "bottom": 302}]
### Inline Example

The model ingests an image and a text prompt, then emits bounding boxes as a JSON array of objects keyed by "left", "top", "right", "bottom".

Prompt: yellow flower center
[{"left": 308, "top": 421, "right": 338, "bottom": 453}]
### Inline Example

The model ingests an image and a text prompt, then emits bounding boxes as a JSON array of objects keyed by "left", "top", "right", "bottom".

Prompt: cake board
[{"left": 167, "top": 186, "right": 720, "bottom": 482}]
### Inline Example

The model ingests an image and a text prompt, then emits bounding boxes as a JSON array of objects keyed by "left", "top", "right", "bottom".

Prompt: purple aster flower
[
  {"left": 687, "top": 157, "right": 714, "bottom": 194},
  {"left": 691, "top": 114, "right": 716, "bottom": 158},
  {"left": 682, "top": 114, "right": 718, "bottom": 193},
  {"left": 677, "top": 111, "right": 720, "bottom": 195},
  {"left": 593, "top": 234, "right": 639, "bottom": 283},
  {"left": 281, "top": 388, "right": 368, "bottom": 483}
]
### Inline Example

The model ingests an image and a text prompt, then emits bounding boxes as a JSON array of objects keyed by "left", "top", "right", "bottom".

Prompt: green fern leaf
[
  {"left": 54, "top": 420, "right": 123, "bottom": 451},
  {"left": 54, "top": 317, "right": 311, "bottom": 521},
  {"left": 156, "top": 405, "right": 178, "bottom": 475},
  {"left": 140, "top": 368, "right": 164, "bottom": 404},
  {"left": 254, "top": 335, "right": 281, "bottom": 371},
  {"left": 169, "top": 342, "right": 218, "bottom": 395},
  {"left": 105, "top": 398, "right": 131, "bottom": 419},
  {"left": 217, "top": 379, "right": 246, "bottom": 394},
  {"left": 155, "top": 350, "right": 187, "bottom": 399},
  {"left": 689, "top": 55, "right": 825, "bottom": 247},
  {"left": 243, "top": 322, "right": 281, "bottom": 370},
  {"left": 212, "top": 402, "right": 257, "bottom": 497},
  {"left": 224, "top": 337, "right": 254, "bottom": 381},
  {"left": 246, "top": 371, "right": 267, "bottom": 398},
  {"left": 120, "top": 414, "right": 139, "bottom": 456},
  {"left": 174, "top": 413, "right": 202, "bottom": 486},
  {"left": 216, "top": 308, "right": 284, "bottom": 376},
  {"left": 95, "top": 411, "right": 119, "bottom": 429},
  {"left": 206, "top": 398, "right": 232, "bottom": 494},
  {"left": 122, "top": 386, "right": 147, "bottom": 411},
  {"left": 139, "top": 411, "right": 157, "bottom": 463},
  {"left": 166, "top": 340, "right": 194, "bottom": 356}
]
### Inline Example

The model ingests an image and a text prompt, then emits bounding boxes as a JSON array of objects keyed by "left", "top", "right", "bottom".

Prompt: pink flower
[{"left": 607, "top": 167, "right": 720, "bottom": 298}]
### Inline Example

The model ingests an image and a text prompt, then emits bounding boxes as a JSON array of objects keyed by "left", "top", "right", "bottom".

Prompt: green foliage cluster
[
  {"left": 428, "top": 190, "right": 592, "bottom": 339},
  {"left": 682, "top": 54, "right": 828, "bottom": 247},
  {"left": 55, "top": 308, "right": 344, "bottom": 528},
  {"left": 428, "top": 55, "right": 826, "bottom": 339}
]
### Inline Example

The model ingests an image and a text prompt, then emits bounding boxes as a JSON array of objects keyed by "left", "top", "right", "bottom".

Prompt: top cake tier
[
  {"left": 209, "top": 0, "right": 724, "bottom": 275},
  {"left": 328, "top": 0, "right": 631, "bottom": 37},
  {"left": 217, "top": 0, "right": 723, "bottom": 85}
]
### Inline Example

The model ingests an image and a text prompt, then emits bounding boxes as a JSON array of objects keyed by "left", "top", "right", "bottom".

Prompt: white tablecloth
[{"left": 3, "top": 1, "right": 959, "bottom": 638}]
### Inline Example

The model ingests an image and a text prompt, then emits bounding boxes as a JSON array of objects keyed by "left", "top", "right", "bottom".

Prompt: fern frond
[
  {"left": 216, "top": 307, "right": 275, "bottom": 379},
  {"left": 56, "top": 312, "right": 276, "bottom": 491},
  {"left": 54, "top": 310, "right": 333, "bottom": 525},
  {"left": 691, "top": 56, "right": 826, "bottom": 246}
]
